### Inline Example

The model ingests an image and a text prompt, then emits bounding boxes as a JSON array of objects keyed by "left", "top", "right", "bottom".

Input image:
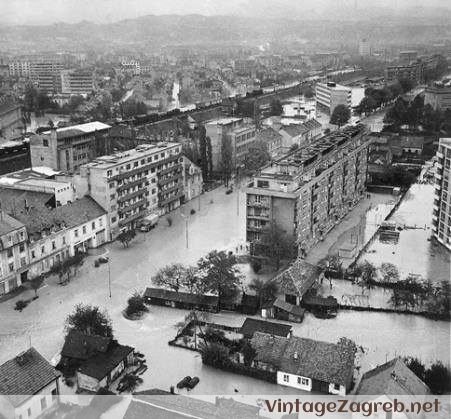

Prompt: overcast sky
[{"left": 2, "top": 0, "right": 451, "bottom": 25}]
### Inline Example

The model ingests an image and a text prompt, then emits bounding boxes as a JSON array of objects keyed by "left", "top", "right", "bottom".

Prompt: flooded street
[{"left": 357, "top": 184, "right": 451, "bottom": 282}]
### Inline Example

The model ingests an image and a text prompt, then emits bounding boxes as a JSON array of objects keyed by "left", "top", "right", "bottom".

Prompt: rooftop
[
  {"left": 61, "top": 330, "right": 111, "bottom": 361},
  {"left": 356, "top": 358, "right": 430, "bottom": 395},
  {"left": 239, "top": 318, "right": 292, "bottom": 338},
  {"left": 205, "top": 117, "right": 242, "bottom": 126},
  {"left": 40, "top": 121, "right": 110, "bottom": 137},
  {"left": 251, "top": 332, "right": 356, "bottom": 387},
  {"left": 0, "top": 347, "right": 60, "bottom": 407},
  {"left": 0, "top": 212, "right": 25, "bottom": 237},
  {"left": 144, "top": 287, "right": 219, "bottom": 307}
]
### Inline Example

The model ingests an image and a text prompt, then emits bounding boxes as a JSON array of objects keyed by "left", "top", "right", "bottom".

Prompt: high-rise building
[
  {"left": 432, "top": 138, "right": 451, "bottom": 250},
  {"left": 424, "top": 82, "right": 451, "bottom": 111},
  {"left": 315, "top": 82, "right": 352, "bottom": 114},
  {"left": 358, "top": 39, "right": 371, "bottom": 57},
  {"left": 246, "top": 125, "right": 371, "bottom": 257},
  {"left": 73, "top": 142, "right": 183, "bottom": 237},
  {"left": 60, "top": 70, "right": 94, "bottom": 95}
]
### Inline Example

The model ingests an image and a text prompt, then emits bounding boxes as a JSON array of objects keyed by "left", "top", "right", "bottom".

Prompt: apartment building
[
  {"left": 60, "top": 69, "right": 94, "bottom": 95},
  {"left": 315, "top": 82, "right": 352, "bottom": 114},
  {"left": 74, "top": 142, "right": 183, "bottom": 237},
  {"left": 0, "top": 212, "right": 29, "bottom": 295},
  {"left": 0, "top": 95, "right": 24, "bottom": 142},
  {"left": 424, "top": 82, "right": 451, "bottom": 111},
  {"left": 384, "top": 62, "right": 423, "bottom": 84},
  {"left": 205, "top": 117, "right": 257, "bottom": 173},
  {"left": 246, "top": 125, "right": 371, "bottom": 256},
  {"left": 433, "top": 138, "right": 451, "bottom": 250},
  {"left": 358, "top": 39, "right": 371, "bottom": 57},
  {"left": 30, "top": 121, "right": 112, "bottom": 173},
  {"left": 182, "top": 156, "right": 203, "bottom": 202}
]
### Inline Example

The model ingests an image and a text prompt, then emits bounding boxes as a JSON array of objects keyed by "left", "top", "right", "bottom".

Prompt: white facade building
[{"left": 315, "top": 82, "right": 352, "bottom": 114}]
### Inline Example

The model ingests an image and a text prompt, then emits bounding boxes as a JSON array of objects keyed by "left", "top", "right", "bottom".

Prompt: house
[
  {"left": 76, "top": 343, "right": 134, "bottom": 392},
  {"left": 60, "top": 330, "right": 111, "bottom": 369},
  {"left": 301, "top": 295, "right": 339, "bottom": 318},
  {"left": 144, "top": 287, "right": 219, "bottom": 312},
  {"left": 250, "top": 332, "right": 356, "bottom": 395},
  {"left": 355, "top": 358, "right": 430, "bottom": 395},
  {"left": 239, "top": 318, "right": 292, "bottom": 339},
  {"left": 254, "top": 127, "right": 283, "bottom": 158},
  {"left": 0, "top": 347, "right": 61, "bottom": 419},
  {"left": 182, "top": 156, "right": 203, "bottom": 202},
  {"left": 271, "top": 258, "right": 324, "bottom": 306},
  {"left": 261, "top": 297, "right": 305, "bottom": 323},
  {"left": 279, "top": 119, "right": 322, "bottom": 149}
]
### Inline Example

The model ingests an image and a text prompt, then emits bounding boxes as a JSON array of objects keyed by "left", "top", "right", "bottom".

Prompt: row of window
[{"left": 74, "top": 219, "right": 103, "bottom": 238}]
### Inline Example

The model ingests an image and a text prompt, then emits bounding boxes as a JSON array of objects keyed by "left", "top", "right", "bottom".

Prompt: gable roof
[
  {"left": 0, "top": 212, "right": 24, "bottom": 237},
  {"left": 255, "top": 127, "right": 282, "bottom": 144},
  {"left": 239, "top": 318, "right": 292, "bottom": 338},
  {"left": 77, "top": 343, "right": 134, "bottom": 381},
  {"left": 356, "top": 358, "right": 431, "bottom": 395},
  {"left": 273, "top": 297, "right": 306, "bottom": 317},
  {"left": 0, "top": 188, "right": 55, "bottom": 214},
  {"left": 0, "top": 347, "right": 60, "bottom": 407},
  {"left": 251, "top": 333, "right": 356, "bottom": 387},
  {"left": 61, "top": 330, "right": 111, "bottom": 361},
  {"left": 272, "top": 258, "right": 322, "bottom": 298},
  {"left": 281, "top": 125, "right": 308, "bottom": 138}
]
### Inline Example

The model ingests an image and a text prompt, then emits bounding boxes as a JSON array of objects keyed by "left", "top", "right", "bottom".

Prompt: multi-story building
[
  {"left": 246, "top": 125, "right": 371, "bottom": 256},
  {"left": 315, "top": 82, "right": 352, "bottom": 114},
  {"left": 182, "top": 156, "right": 203, "bottom": 202},
  {"left": 424, "top": 82, "right": 451, "bottom": 111},
  {"left": 399, "top": 50, "right": 418, "bottom": 65},
  {"left": 8, "top": 60, "right": 31, "bottom": 77},
  {"left": 0, "top": 95, "right": 24, "bottom": 142},
  {"left": 358, "top": 39, "right": 371, "bottom": 57},
  {"left": 384, "top": 62, "right": 423, "bottom": 84},
  {"left": 0, "top": 212, "right": 29, "bottom": 295},
  {"left": 30, "top": 121, "right": 112, "bottom": 173},
  {"left": 205, "top": 118, "right": 257, "bottom": 173},
  {"left": 74, "top": 142, "right": 183, "bottom": 237},
  {"left": 433, "top": 138, "right": 451, "bottom": 250},
  {"left": 60, "top": 70, "right": 94, "bottom": 95}
]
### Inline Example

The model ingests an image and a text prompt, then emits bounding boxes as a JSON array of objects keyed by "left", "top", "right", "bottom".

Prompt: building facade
[
  {"left": 0, "top": 213, "right": 29, "bottom": 295},
  {"left": 315, "top": 82, "right": 352, "bottom": 114},
  {"left": 0, "top": 96, "right": 24, "bottom": 142},
  {"left": 433, "top": 138, "right": 451, "bottom": 250},
  {"left": 246, "top": 125, "right": 371, "bottom": 256},
  {"left": 358, "top": 39, "right": 371, "bottom": 57},
  {"left": 30, "top": 121, "right": 112, "bottom": 173},
  {"left": 182, "top": 156, "right": 203, "bottom": 202},
  {"left": 74, "top": 142, "right": 183, "bottom": 237},
  {"left": 60, "top": 70, "right": 94, "bottom": 95},
  {"left": 424, "top": 83, "right": 451, "bottom": 111}
]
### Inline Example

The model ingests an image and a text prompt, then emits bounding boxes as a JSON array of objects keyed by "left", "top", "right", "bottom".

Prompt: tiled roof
[
  {"left": 239, "top": 318, "right": 292, "bottom": 338},
  {"left": 281, "top": 125, "right": 308, "bottom": 138},
  {"left": 0, "top": 347, "right": 60, "bottom": 407},
  {"left": 144, "top": 287, "right": 219, "bottom": 307},
  {"left": 271, "top": 258, "right": 322, "bottom": 298},
  {"left": 251, "top": 333, "right": 356, "bottom": 387},
  {"left": 0, "top": 212, "right": 24, "bottom": 236},
  {"left": 273, "top": 297, "right": 306, "bottom": 316},
  {"left": 255, "top": 127, "right": 282, "bottom": 144},
  {"left": 61, "top": 330, "right": 111, "bottom": 361},
  {"left": 356, "top": 358, "right": 431, "bottom": 395},
  {"left": 3, "top": 196, "right": 106, "bottom": 236},
  {"left": 0, "top": 188, "right": 54, "bottom": 214},
  {"left": 78, "top": 343, "right": 134, "bottom": 381}
]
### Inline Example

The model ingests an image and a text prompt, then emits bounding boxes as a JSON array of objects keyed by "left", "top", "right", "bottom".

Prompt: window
[
  {"left": 141, "top": 159, "right": 145, "bottom": 165},
  {"left": 8, "top": 262, "right": 14, "bottom": 272},
  {"left": 20, "top": 231, "right": 24, "bottom": 240},
  {"left": 111, "top": 216, "right": 117, "bottom": 223},
  {"left": 297, "top": 377, "right": 309, "bottom": 386},
  {"left": 20, "top": 257, "right": 26, "bottom": 267},
  {"left": 27, "top": 408, "right": 31, "bottom": 417},
  {"left": 109, "top": 182, "right": 115, "bottom": 188},
  {"left": 92, "top": 221, "right": 96, "bottom": 230},
  {"left": 31, "top": 250, "right": 36, "bottom": 259},
  {"left": 7, "top": 248, "right": 13, "bottom": 258},
  {"left": 107, "top": 170, "right": 113, "bottom": 177},
  {"left": 43, "top": 139, "right": 49, "bottom": 147},
  {"left": 110, "top": 194, "right": 116, "bottom": 200},
  {"left": 74, "top": 229, "right": 79, "bottom": 238},
  {"left": 51, "top": 388, "right": 58, "bottom": 401},
  {"left": 62, "top": 236, "right": 66, "bottom": 245},
  {"left": 41, "top": 245, "right": 45, "bottom": 254},
  {"left": 40, "top": 397, "right": 47, "bottom": 410},
  {"left": 99, "top": 218, "right": 103, "bottom": 227},
  {"left": 283, "top": 374, "right": 289, "bottom": 383},
  {"left": 82, "top": 226, "right": 87, "bottom": 234},
  {"left": 52, "top": 241, "right": 56, "bottom": 250},
  {"left": 334, "top": 383, "right": 340, "bottom": 390}
]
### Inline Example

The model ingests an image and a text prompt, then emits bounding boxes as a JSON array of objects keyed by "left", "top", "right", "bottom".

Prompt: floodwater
[{"left": 357, "top": 184, "right": 451, "bottom": 283}]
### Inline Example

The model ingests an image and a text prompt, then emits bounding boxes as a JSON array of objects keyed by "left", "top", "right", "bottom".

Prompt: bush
[
  {"left": 14, "top": 300, "right": 28, "bottom": 311},
  {"left": 251, "top": 260, "right": 262, "bottom": 274},
  {"left": 190, "top": 209, "right": 196, "bottom": 215},
  {"left": 125, "top": 292, "right": 148, "bottom": 318},
  {"left": 424, "top": 362, "right": 451, "bottom": 394},
  {"left": 199, "top": 342, "right": 231, "bottom": 368}
]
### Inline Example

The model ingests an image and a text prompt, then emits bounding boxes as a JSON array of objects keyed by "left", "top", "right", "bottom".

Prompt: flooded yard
[{"left": 356, "top": 184, "right": 451, "bottom": 283}]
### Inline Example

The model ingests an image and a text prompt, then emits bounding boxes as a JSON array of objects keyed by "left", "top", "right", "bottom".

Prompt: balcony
[
  {"left": 159, "top": 182, "right": 183, "bottom": 196},
  {"left": 247, "top": 211, "right": 270, "bottom": 219},
  {"left": 158, "top": 164, "right": 182, "bottom": 177},
  {"left": 117, "top": 189, "right": 146, "bottom": 203},
  {"left": 117, "top": 178, "right": 145, "bottom": 192},
  {"left": 159, "top": 190, "right": 184, "bottom": 207},
  {"left": 119, "top": 210, "right": 146, "bottom": 227},
  {"left": 246, "top": 200, "right": 270, "bottom": 208},
  {"left": 158, "top": 171, "right": 183, "bottom": 187},
  {"left": 118, "top": 198, "right": 148, "bottom": 214}
]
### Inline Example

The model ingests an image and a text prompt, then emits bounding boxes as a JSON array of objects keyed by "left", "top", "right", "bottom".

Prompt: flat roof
[
  {"left": 205, "top": 117, "right": 242, "bottom": 126},
  {"left": 439, "top": 138, "right": 451, "bottom": 147},
  {"left": 18, "top": 178, "right": 70, "bottom": 189},
  {"left": 41, "top": 121, "right": 110, "bottom": 135}
]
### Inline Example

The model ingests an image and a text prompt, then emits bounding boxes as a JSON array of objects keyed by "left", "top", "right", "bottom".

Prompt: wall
[
  {"left": 14, "top": 379, "right": 59, "bottom": 419},
  {"left": 328, "top": 382, "right": 346, "bottom": 396},
  {"left": 277, "top": 371, "right": 313, "bottom": 391},
  {"left": 30, "top": 132, "right": 58, "bottom": 170}
]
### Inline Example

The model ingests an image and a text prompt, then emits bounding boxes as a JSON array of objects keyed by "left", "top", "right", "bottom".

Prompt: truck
[{"left": 139, "top": 213, "right": 159, "bottom": 232}]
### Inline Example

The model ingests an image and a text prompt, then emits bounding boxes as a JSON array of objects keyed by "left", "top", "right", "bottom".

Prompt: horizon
[{"left": 2, "top": 0, "right": 451, "bottom": 26}]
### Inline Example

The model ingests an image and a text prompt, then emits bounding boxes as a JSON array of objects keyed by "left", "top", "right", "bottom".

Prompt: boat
[{"left": 176, "top": 376, "right": 192, "bottom": 389}]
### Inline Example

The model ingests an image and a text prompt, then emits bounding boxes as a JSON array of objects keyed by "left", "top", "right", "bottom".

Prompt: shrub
[
  {"left": 125, "top": 292, "right": 148, "bottom": 318},
  {"left": 199, "top": 342, "right": 231, "bottom": 368},
  {"left": 190, "top": 209, "right": 196, "bottom": 215},
  {"left": 14, "top": 300, "right": 28, "bottom": 311},
  {"left": 251, "top": 260, "right": 262, "bottom": 273},
  {"left": 424, "top": 362, "right": 451, "bottom": 394}
]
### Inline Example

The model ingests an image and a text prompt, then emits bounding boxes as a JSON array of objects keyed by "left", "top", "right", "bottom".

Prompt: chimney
[{"left": 24, "top": 199, "right": 29, "bottom": 212}]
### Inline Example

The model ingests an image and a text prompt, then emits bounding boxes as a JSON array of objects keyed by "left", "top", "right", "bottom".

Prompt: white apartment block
[{"left": 316, "top": 82, "right": 352, "bottom": 114}]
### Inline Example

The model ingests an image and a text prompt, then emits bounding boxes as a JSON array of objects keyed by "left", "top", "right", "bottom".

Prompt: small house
[
  {"left": 76, "top": 343, "right": 135, "bottom": 392},
  {"left": 144, "top": 287, "right": 219, "bottom": 312},
  {"left": 0, "top": 348, "right": 61, "bottom": 419},
  {"left": 250, "top": 332, "right": 356, "bottom": 396},
  {"left": 239, "top": 318, "right": 292, "bottom": 339},
  {"left": 262, "top": 297, "right": 305, "bottom": 323}
]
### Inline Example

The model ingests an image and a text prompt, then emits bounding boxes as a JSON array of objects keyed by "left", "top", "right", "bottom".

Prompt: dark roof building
[
  {"left": 239, "top": 318, "right": 292, "bottom": 339},
  {"left": 61, "top": 330, "right": 111, "bottom": 361},
  {"left": 356, "top": 358, "right": 431, "bottom": 395},
  {"left": 0, "top": 347, "right": 60, "bottom": 408}
]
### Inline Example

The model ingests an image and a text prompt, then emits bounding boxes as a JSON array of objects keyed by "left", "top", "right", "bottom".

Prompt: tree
[
  {"left": 125, "top": 291, "right": 148, "bottom": 318},
  {"left": 379, "top": 263, "right": 400, "bottom": 283},
  {"left": 243, "top": 140, "right": 270, "bottom": 173},
  {"left": 398, "top": 78, "right": 414, "bottom": 93},
  {"left": 117, "top": 229, "right": 136, "bottom": 248},
  {"left": 259, "top": 224, "right": 296, "bottom": 271},
  {"left": 152, "top": 263, "right": 187, "bottom": 293},
  {"left": 302, "top": 85, "right": 314, "bottom": 99},
  {"left": 240, "top": 340, "right": 257, "bottom": 367},
  {"left": 330, "top": 105, "right": 351, "bottom": 128},
  {"left": 119, "top": 373, "right": 143, "bottom": 393},
  {"left": 197, "top": 250, "right": 242, "bottom": 310},
  {"left": 383, "top": 97, "right": 409, "bottom": 127},
  {"left": 27, "top": 275, "right": 44, "bottom": 297},
  {"left": 356, "top": 96, "right": 377, "bottom": 115},
  {"left": 270, "top": 99, "right": 283, "bottom": 116},
  {"left": 424, "top": 362, "right": 451, "bottom": 394},
  {"left": 220, "top": 136, "right": 233, "bottom": 187},
  {"left": 356, "top": 260, "right": 377, "bottom": 293},
  {"left": 403, "top": 356, "right": 426, "bottom": 381},
  {"left": 249, "top": 278, "right": 278, "bottom": 308},
  {"left": 65, "top": 304, "right": 113, "bottom": 337},
  {"left": 183, "top": 266, "right": 203, "bottom": 294}
]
